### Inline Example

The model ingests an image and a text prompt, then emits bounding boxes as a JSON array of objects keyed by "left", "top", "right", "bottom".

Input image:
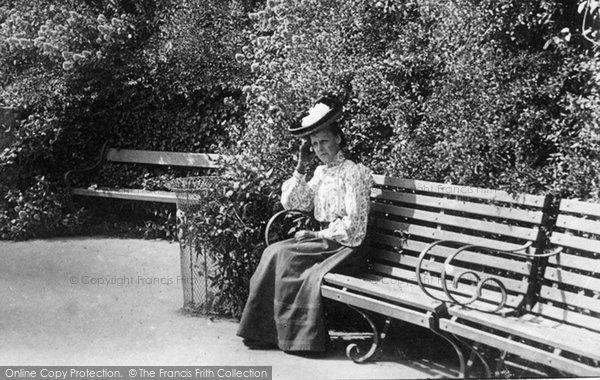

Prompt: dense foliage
[
  {"left": 241, "top": 0, "right": 600, "bottom": 198},
  {"left": 1, "top": 0, "right": 599, "bottom": 315},
  {"left": 0, "top": 0, "right": 250, "bottom": 241}
]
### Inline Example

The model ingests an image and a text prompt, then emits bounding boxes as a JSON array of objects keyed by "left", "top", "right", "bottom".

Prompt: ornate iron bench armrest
[
  {"left": 415, "top": 240, "right": 562, "bottom": 313},
  {"left": 264, "top": 209, "right": 316, "bottom": 246},
  {"left": 64, "top": 141, "right": 110, "bottom": 189}
]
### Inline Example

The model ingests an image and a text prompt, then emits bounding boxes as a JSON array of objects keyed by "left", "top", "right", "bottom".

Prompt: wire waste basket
[{"left": 167, "top": 176, "right": 225, "bottom": 314}]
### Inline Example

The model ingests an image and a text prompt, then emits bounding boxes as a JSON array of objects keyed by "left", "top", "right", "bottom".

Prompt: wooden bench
[
  {"left": 64, "top": 142, "right": 226, "bottom": 203},
  {"left": 266, "top": 175, "right": 549, "bottom": 377},
  {"left": 439, "top": 198, "right": 600, "bottom": 377}
]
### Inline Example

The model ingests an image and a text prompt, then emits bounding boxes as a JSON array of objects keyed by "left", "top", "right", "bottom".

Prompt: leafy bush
[
  {"left": 0, "top": 1, "right": 157, "bottom": 240},
  {"left": 0, "top": 175, "right": 86, "bottom": 240},
  {"left": 183, "top": 156, "right": 280, "bottom": 316},
  {"left": 544, "top": 0, "right": 600, "bottom": 200},
  {"left": 0, "top": 0, "right": 250, "bottom": 240},
  {"left": 241, "top": 0, "right": 600, "bottom": 198},
  {"left": 221, "top": 0, "right": 599, "bottom": 316}
]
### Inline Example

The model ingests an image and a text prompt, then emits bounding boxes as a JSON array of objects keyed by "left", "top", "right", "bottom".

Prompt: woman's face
[{"left": 309, "top": 128, "right": 341, "bottom": 164}]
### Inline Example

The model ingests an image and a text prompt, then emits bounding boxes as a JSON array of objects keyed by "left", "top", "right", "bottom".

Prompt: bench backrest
[
  {"left": 105, "top": 148, "right": 223, "bottom": 169},
  {"left": 367, "top": 175, "right": 549, "bottom": 313},
  {"left": 534, "top": 199, "right": 600, "bottom": 332}
]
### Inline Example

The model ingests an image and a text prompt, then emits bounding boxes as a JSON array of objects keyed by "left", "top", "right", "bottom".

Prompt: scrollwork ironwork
[
  {"left": 264, "top": 209, "right": 316, "bottom": 246},
  {"left": 415, "top": 240, "right": 562, "bottom": 313},
  {"left": 344, "top": 306, "right": 390, "bottom": 363}
]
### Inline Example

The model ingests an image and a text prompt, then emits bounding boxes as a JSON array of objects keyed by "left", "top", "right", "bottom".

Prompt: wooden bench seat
[
  {"left": 72, "top": 188, "right": 177, "bottom": 203},
  {"left": 444, "top": 307, "right": 600, "bottom": 360},
  {"left": 322, "top": 273, "right": 444, "bottom": 328},
  {"left": 266, "top": 175, "right": 549, "bottom": 375},
  {"left": 321, "top": 176, "right": 549, "bottom": 375},
  {"left": 440, "top": 198, "right": 600, "bottom": 377},
  {"left": 65, "top": 143, "right": 227, "bottom": 203}
]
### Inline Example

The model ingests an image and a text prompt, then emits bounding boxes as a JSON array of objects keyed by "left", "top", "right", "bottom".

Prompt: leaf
[{"left": 543, "top": 39, "right": 553, "bottom": 50}]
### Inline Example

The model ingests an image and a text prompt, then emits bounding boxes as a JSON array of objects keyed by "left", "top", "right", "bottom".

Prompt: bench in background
[{"left": 64, "top": 142, "right": 227, "bottom": 203}]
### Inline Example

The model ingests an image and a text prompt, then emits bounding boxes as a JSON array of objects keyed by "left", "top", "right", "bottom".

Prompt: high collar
[{"left": 326, "top": 151, "right": 345, "bottom": 168}]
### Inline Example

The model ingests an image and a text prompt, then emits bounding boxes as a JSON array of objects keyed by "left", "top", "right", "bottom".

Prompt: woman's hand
[
  {"left": 296, "top": 138, "right": 315, "bottom": 175},
  {"left": 298, "top": 138, "right": 315, "bottom": 165},
  {"left": 294, "top": 230, "right": 319, "bottom": 242}
]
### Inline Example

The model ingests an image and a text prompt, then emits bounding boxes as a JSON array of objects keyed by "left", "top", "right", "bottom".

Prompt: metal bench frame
[
  {"left": 438, "top": 198, "right": 600, "bottom": 377},
  {"left": 265, "top": 174, "right": 552, "bottom": 377}
]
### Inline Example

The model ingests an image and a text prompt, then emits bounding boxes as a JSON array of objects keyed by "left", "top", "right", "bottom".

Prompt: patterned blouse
[{"left": 281, "top": 151, "right": 373, "bottom": 247}]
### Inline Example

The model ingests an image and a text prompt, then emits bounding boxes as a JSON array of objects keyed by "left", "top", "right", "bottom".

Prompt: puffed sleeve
[
  {"left": 281, "top": 166, "right": 323, "bottom": 212},
  {"left": 319, "top": 164, "right": 372, "bottom": 247}
]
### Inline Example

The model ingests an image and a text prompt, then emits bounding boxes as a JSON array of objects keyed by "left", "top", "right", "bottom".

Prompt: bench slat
[
  {"left": 73, "top": 188, "right": 177, "bottom": 203},
  {"left": 357, "top": 271, "right": 519, "bottom": 315},
  {"left": 321, "top": 285, "right": 432, "bottom": 328},
  {"left": 371, "top": 189, "right": 544, "bottom": 223},
  {"left": 540, "top": 285, "right": 600, "bottom": 314},
  {"left": 556, "top": 214, "right": 600, "bottom": 235},
  {"left": 106, "top": 149, "right": 223, "bottom": 169},
  {"left": 440, "top": 319, "right": 600, "bottom": 377},
  {"left": 369, "top": 232, "right": 532, "bottom": 275},
  {"left": 373, "top": 261, "right": 527, "bottom": 295},
  {"left": 560, "top": 199, "right": 600, "bottom": 218},
  {"left": 550, "top": 232, "right": 600, "bottom": 254},
  {"left": 548, "top": 252, "right": 599, "bottom": 272},
  {"left": 544, "top": 267, "right": 600, "bottom": 292},
  {"left": 373, "top": 248, "right": 529, "bottom": 286},
  {"left": 531, "top": 303, "right": 600, "bottom": 333},
  {"left": 372, "top": 175, "right": 547, "bottom": 207},
  {"left": 371, "top": 202, "right": 538, "bottom": 240},
  {"left": 372, "top": 233, "right": 532, "bottom": 274},
  {"left": 447, "top": 307, "right": 600, "bottom": 362},
  {"left": 372, "top": 217, "right": 535, "bottom": 253},
  {"left": 323, "top": 273, "right": 442, "bottom": 312},
  {"left": 363, "top": 271, "right": 524, "bottom": 310}
]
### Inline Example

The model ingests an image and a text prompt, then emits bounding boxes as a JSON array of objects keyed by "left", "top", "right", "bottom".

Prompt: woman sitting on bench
[{"left": 237, "top": 95, "right": 372, "bottom": 354}]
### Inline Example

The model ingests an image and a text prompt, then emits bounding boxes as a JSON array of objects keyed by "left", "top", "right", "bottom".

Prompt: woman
[{"left": 237, "top": 96, "right": 372, "bottom": 353}]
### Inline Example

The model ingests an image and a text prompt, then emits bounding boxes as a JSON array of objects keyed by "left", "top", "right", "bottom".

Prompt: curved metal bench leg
[
  {"left": 345, "top": 305, "right": 390, "bottom": 363},
  {"left": 455, "top": 336, "right": 492, "bottom": 378},
  {"left": 472, "top": 345, "right": 492, "bottom": 378},
  {"left": 494, "top": 349, "right": 509, "bottom": 378},
  {"left": 430, "top": 329, "right": 467, "bottom": 378}
]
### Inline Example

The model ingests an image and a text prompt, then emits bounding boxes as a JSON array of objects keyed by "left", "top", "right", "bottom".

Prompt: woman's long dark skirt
[{"left": 236, "top": 237, "right": 367, "bottom": 352}]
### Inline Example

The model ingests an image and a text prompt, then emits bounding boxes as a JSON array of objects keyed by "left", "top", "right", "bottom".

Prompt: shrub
[
  {"left": 241, "top": 0, "right": 600, "bottom": 199},
  {"left": 0, "top": 0, "right": 251, "bottom": 240},
  {"left": 187, "top": 156, "right": 280, "bottom": 316},
  {"left": 0, "top": 175, "right": 86, "bottom": 240}
]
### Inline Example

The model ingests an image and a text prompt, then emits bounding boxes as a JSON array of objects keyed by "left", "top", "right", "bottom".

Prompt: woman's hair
[{"left": 325, "top": 122, "right": 347, "bottom": 148}]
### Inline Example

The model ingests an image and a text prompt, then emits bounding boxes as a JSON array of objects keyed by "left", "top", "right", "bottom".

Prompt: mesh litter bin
[{"left": 167, "top": 176, "right": 225, "bottom": 314}]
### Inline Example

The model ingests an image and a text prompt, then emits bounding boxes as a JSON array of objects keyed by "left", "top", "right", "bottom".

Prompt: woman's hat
[{"left": 288, "top": 96, "right": 343, "bottom": 137}]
